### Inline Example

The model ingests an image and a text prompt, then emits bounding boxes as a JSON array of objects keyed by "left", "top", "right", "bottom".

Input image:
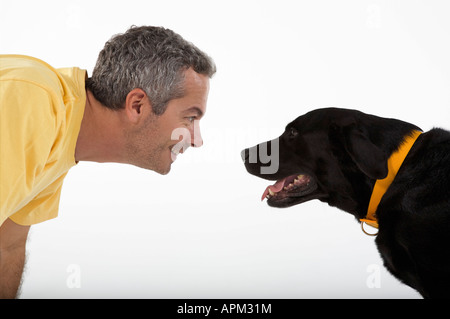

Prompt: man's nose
[
  {"left": 191, "top": 121, "right": 203, "bottom": 147},
  {"left": 191, "top": 135, "right": 203, "bottom": 147}
]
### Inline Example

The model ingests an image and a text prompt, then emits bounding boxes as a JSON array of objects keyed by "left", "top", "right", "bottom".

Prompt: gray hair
[{"left": 86, "top": 26, "right": 216, "bottom": 115}]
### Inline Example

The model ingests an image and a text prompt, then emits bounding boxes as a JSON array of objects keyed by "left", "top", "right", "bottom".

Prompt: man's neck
[{"left": 75, "top": 90, "right": 127, "bottom": 164}]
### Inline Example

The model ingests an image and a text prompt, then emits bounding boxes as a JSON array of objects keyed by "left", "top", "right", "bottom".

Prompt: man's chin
[
  {"left": 157, "top": 166, "right": 171, "bottom": 175},
  {"left": 151, "top": 163, "right": 172, "bottom": 175},
  {"left": 133, "top": 161, "right": 172, "bottom": 175}
]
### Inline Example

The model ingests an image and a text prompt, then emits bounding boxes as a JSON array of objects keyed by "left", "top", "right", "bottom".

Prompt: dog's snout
[{"left": 241, "top": 149, "right": 249, "bottom": 162}]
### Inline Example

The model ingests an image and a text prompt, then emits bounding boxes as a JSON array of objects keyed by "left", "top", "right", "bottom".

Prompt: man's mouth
[
  {"left": 171, "top": 149, "right": 178, "bottom": 161},
  {"left": 261, "top": 174, "right": 318, "bottom": 207},
  {"left": 170, "top": 145, "right": 182, "bottom": 161},
  {"left": 170, "top": 141, "right": 191, "bottom": 161}
]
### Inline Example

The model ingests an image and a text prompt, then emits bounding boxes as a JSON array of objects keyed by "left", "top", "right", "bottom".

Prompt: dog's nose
[{"left": 241, "top": 149, "right": 249, "bottom": 162}]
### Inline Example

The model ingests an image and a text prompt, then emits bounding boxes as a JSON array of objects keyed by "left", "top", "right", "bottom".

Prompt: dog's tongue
[{"left": 261, "top": 177, "right": 288, "bottom": 201}]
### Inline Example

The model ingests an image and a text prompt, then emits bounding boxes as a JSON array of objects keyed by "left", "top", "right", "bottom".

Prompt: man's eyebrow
[{"left": 184, "top": 107, "right": 204, "bottom": 117}]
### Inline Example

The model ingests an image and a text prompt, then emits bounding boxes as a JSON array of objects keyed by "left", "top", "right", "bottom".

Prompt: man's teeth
[{"left": 171, "top": 149, "right": 180, "bottom": 160}]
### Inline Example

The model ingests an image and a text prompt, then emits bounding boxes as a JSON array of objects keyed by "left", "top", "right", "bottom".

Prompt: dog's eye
[{"left": 289, "top": 127, "right": 299, "bottom": 138}]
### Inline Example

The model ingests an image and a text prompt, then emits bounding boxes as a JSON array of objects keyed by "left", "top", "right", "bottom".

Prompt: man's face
[{"left": 126, "top": 68, "right": 210, "bottom": 174}]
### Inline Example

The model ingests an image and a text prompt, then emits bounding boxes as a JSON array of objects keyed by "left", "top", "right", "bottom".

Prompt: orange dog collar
[{"left": 361, "top": 130, "right": 422, "bottom": 234}]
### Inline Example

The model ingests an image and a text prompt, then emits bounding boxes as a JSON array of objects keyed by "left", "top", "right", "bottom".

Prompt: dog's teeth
[{"left": 268, "top": 189, "right": 275, "bottom": 196}]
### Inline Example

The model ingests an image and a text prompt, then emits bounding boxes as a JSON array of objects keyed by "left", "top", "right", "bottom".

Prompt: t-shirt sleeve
[
  {"left": 9, "top": 173, "right": 67, "bottom": 225},
  {"left": 0, "top": 80, "right": 59, "bottom": 226}
]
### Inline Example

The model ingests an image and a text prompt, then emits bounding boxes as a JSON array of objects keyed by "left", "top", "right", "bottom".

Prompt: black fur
[{"left": 242, "top": 108, "right": 450, "bottom": 298}]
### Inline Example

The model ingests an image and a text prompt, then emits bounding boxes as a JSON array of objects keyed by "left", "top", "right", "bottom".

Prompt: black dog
[{"left": 242, "top": 108, "right": 450, "bottom": 298}]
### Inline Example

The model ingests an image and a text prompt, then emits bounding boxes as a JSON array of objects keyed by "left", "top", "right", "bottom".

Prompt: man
[{"left": 0, "top": 26, "right": 216, "bottom": 298}]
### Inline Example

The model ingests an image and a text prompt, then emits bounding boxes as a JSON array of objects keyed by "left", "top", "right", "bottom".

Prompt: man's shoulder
[{"left": 0, "top": 54, "right": 64, "bottom": 94}]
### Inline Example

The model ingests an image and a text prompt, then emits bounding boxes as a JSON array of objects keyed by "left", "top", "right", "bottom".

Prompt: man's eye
[{"left": 187, "top": 116, "right": 196, "bottom": 123}]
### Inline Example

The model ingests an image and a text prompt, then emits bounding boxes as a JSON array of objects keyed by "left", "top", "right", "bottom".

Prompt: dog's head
[{"left": 242, "top": 108, "right": 420, "bottom": 213}]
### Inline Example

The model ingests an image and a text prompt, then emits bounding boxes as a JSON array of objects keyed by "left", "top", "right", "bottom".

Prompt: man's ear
[
  {"left": 341, "top": 122, "right": 388, "bottom": 180},
  {"left": 124, "top": 88, "right": 150, "bottom": 124}
]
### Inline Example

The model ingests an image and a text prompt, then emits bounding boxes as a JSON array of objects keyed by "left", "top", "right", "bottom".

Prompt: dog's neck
[
  {"left": 327, "top": 125, "right": 423, "bottom": 221},
  {"left": 361, "top": 130, "right": 423, "bottom": 228}
]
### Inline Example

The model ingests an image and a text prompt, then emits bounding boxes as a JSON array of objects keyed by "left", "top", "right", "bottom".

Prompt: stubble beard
[{"left": 124, "top": 118, "right": 172, "bottom": 175}]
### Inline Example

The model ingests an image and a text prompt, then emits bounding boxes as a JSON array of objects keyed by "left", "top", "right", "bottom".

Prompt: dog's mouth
[{"left": 261, "top": 174, "right": 318, "bottom": 207}]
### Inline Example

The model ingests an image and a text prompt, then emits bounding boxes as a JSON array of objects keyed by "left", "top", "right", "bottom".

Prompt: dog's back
[{"left": 376, "top": 128, "right": 450, "bottom": 299}]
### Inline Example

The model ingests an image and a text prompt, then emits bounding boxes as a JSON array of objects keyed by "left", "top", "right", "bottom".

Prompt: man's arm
[{"left": 0, "top": 218, "right": 30, "bottom": 299}]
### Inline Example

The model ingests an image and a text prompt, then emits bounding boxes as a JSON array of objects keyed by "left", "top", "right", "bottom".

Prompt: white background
[{"left": 1, "top": 0, "right": 449, "bottom": 298}]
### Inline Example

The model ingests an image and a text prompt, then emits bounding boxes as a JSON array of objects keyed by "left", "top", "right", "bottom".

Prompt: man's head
[
  {"left": 86, "top": 26, "right": 216, "bottom": 174},
  {"left": 87, "top": 25, "right": 216, "bottom": 114}
]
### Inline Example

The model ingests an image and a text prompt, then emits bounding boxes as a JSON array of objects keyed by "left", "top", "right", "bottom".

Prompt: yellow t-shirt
[{"left": 0, "top": 55, "right": 86, "bottom": 226}]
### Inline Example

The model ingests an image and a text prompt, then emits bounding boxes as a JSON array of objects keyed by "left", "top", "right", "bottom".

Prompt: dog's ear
[{"left": 340, "top": 123, "right": 388, "bottom": 180}]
